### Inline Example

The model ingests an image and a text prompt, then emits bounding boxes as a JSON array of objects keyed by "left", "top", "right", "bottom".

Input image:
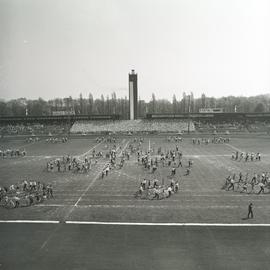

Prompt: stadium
[
  {"left": 1, "top": 0, "right": 270, "bottom": 267},
  {"left": 1, "top": 81, "right": 270, "bottom": 269}
]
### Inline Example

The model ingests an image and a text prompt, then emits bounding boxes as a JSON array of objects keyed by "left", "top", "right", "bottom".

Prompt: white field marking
[
  {"left": 26, "top": 155, "right": 59, "bottom": 158},
  {"left": 63, "top": 170, "right": 101, "bottom": 219},
  {"left": 146, "top": 153, "right": 258, "bottom": 158},
  {"left": 34, "top": 204, "right": 270, "bottom": 209},
  {"left": 1, "top": 220, "right": 270, "bottom": 226},
  {"left": 185, "top": 154, "right": 231, "bottom": 157},
  {"left": 225, "top": 143, "right": 243, "bottom": 153},
  {"left": 118, "top": 139, "right": 129, "bottom": 156},
  {"left": 40, "top": 223, "right": 61, "bottom": 250},
  {"left": 148, "top": 139, "right": 151, "bottom": 151},
  {"left": 63, "top": 139, "right": 126, "bottom": 219},
  {"left": 17, "top": 141, "right": 37, "bottom": 150},
  {"left": 0, "top": 220, "right": 59, "bottom": 223},
  {"left": 45, "top": 193, "right": 270, "bottom": 199},
  {"left": 77, "top": 141, "right": 103, "bottom": 161},
  {"left": 35, "top": 199, "right": 270, "bottom": 205},
  {"left": 65, "top": 221, "right": 270, "bottom": 226},
  {"left": 115, "top": 171, "right": 137, "bottom": 180},
  {"left": 35, "top": 204, "right": 73, "bottom": 207}
]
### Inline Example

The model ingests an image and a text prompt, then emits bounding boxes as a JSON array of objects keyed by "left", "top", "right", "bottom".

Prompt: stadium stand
[
  {"left": 2, "top": 113, "right": 270, "bottom": 136},
  {"left": 246, "top": 120, "right": 270, "bottom": 133},
  {"left": 194, "top": 120, "right": 247, "bottom": 133},
  {"left": 0, "top": 123, "right": 70, "bottom": 136},
  {"left": 70, "top": 119, "right": 195, "bottom": 134}
]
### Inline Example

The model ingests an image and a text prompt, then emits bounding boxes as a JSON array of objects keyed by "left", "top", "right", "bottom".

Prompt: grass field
[
  {"left": 1, "top": 134, "right": 270, "bottom": 269},
  {"left": 1, "top": 134, "right": 270, "bottom": 223}
]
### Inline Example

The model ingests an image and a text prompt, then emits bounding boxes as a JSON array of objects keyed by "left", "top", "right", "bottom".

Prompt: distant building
[
  {"left": 51, "top": 107, "right": 75, "bottom": 116},
  {"left": 129, "top": 69, "right": 138, "bottom": 120},
  {"left": 199, "top": 108, "right": 224, "bottom": 113}
]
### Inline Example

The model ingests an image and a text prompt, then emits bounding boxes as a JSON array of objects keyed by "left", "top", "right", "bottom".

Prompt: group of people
[
  {"left": 101, "top": 163, "right": 112, "bottom": 178},
  {"left": 45, "top": 137, "right": 68, "bottom": 143},
  {"left": 96, "top": 136, "right": 117, "bottom": 143},
  {"left": 222, "top": 171, "right": 270, "bottom": 194},
  {"left": 26, "top": 137, "right": 40, "bottom": 143},
  {"left": 46, "top": 155, "right": 97, "bottom": 173},
  {"left": 232, "top": 151, "right": 261, "bottom": 162},
  {"left": 0, "top": 148, "right": 26, "bottom": 158},
  {"left": 166, "top": 136, "right": 183, "bottom": 143},
  {"left": 192, "top": 137, "right": 230, "bottom": 145},
  {"left": 136, "top": 177, "right": 180, "bottom": 200},
  {"left": 134, "top": 138, "right": 195, "bottom": 200},
  {"left": 137, "top": 146, "right": 193, "bottom": 177},
  {"left": 0, "top": 179, "right": 53, "bottom": 209}
]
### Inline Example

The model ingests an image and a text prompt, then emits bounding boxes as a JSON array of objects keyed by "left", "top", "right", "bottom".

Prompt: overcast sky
[{"left": 0, "top": 0, "right": 270, "bottom": 101}]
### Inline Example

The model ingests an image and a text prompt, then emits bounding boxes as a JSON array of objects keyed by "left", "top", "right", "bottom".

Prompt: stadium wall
[
  {"left": 146, "top": 113, "right": 270, "bottom": 121},
  {"left": 0, "top": 114, "right": 120, "bottom": 125}
]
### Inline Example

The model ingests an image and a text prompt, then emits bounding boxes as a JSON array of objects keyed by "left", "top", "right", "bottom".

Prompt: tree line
[{"left": 0, "top": 92, "right": 269, "bottom": 118}]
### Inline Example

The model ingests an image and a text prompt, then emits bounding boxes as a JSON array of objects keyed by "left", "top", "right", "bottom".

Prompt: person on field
[
  {"left": 175, "top": 181, "right": 179, "bottom": 192},
  {"left": 227, "top": 178, "right": 235, "bottom": 191},
  {"left": 257, "top": 182, "right": 265, "bottom": 194},
  {"left": 241, "top": 182, "right": 248, "bottom": 193},
  {"left": 185, "top": 168, "right": 190, "bottom": 176},
  {"left": 247, "top": 203, "right": 254, "bottom": 219},
  {"left": 167, "top": 186, "right": 172, "bottom": 197}
]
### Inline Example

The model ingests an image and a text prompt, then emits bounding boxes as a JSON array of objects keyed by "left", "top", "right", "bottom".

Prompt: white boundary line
[
  {"left": 0, "top": 220, "right": 59, "bottom": 224},
  {"left": 0, "top": 220, "right": 270, "bottom": 226},
  {"left": 64, "top": 221, "right": 270, "bottom": 226},
  {"left": 33, "top": 204, "right": 270, "bottom": 209}
]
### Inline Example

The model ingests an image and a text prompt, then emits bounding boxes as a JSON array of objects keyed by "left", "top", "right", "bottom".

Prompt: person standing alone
[{"left": 247, "top": 203, "right": 254, "bottom": 219}]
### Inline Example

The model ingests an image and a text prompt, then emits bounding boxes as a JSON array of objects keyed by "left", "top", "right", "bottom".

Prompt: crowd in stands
[
  {"left": 70, "top": 119, "right": 195, "bottom": 134},
  {"left": 1, "top": 118, "right": 270, "bottom": 136},
  {"left": 194, "top": 120, "right": 247, "bottom": 133},
  {"left": 0, "top": 123, "right": 70, "bottom": 136},
  {"left": 0, "top": 180, "right": 53, "bottom": 209},
  {"left": 246, "top": 120, "right": 270, "bottom": 133}
]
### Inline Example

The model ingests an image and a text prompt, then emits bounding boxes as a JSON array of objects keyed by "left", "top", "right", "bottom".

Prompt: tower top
[{"left": 130, "top": 69, "right": 136, "bottom": 75}]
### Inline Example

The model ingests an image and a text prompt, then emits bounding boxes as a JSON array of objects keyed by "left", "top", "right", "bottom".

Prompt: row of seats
[
  {"left": 1, "top": 119, "right": 269, "bottom": 135},
  {"left": 246, "top": 121, "right": 270, "bottom": 132},
  {"left": 70, "top": 120, "right": 195, "bottom": 134},
  {"left": 0, "top": 124, "right": 69, "bottom": 135},
  {"left": 194, "top": 121, "right": 247, "bottom": 133}
]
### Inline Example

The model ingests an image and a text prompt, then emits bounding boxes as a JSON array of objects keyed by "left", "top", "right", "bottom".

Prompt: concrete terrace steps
[{"left": 70, "top": 119, "right": 195, "bottom": 133}]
